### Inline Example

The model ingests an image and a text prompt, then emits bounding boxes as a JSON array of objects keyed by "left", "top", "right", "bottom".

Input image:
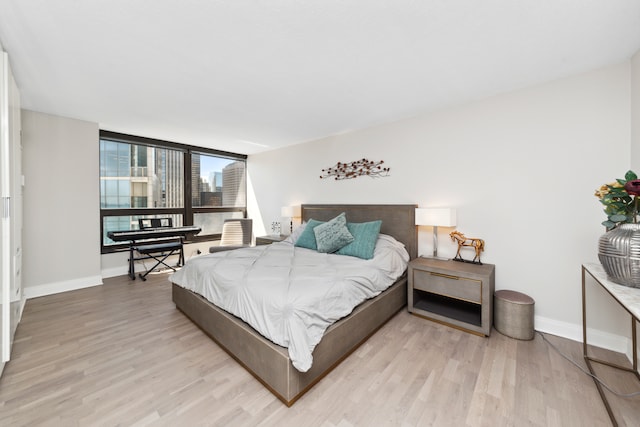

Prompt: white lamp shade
[
  {"left": 415, "top": 208, "right": 456, "bottom": 227},
  {"left": 281, "top": 205, "right": 301, "bottom": 218}
]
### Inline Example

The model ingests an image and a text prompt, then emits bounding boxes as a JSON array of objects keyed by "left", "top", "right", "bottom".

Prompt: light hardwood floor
[{"left": 1, "top": 272, "right": 639, "bottom": 426}]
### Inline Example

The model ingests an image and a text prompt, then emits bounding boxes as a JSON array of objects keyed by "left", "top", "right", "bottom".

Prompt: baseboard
[
  {"left": 535, "top": 315, "right": 629, "bottom": 355},
  {"left": 100, "top": 265, "right": 181, "bottom": 279},
  {"left": 101, "top": 265, "right": 129, "bottom": 279},
  {"left": 24, "top": 275, "right": 103, "bottom": 299},
  {"left": 101, "top": 254, "right": 184, "bottom": 279}
]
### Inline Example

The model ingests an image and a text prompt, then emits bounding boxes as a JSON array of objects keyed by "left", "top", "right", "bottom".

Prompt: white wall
[
  {"left": 19, "top": 111, "right": 218, "bottom": 282},
  {"left": 22, "top": 110, "right": 102, "bottom": 297},
  {"left": 248, "top": 62, "right": 632, "bottom": 348},
  {"left": 632, "top": 50, "right": 640, "bottom": 170}
]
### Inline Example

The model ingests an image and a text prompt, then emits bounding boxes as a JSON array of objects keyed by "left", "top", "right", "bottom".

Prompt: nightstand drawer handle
[{"left": 430, "top": 272, "right": 460, "bottom": 280}]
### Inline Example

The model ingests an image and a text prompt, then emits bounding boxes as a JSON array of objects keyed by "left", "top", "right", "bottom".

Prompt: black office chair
[
  {"left": 135, "top": 218, "right": 184, "bottom": 280},
  {"left": 209, "top": 218, "right": 253, "bottom": 253}
]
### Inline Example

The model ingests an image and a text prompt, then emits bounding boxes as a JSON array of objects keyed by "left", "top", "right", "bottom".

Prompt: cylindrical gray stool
[{"left": 494, "top": 290, "right": 535, "bottom": 340}]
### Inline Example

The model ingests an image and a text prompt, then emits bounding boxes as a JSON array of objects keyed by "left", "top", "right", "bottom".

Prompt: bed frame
[{"left": 172, "top": 204, "right": 417, "bottom": 406}]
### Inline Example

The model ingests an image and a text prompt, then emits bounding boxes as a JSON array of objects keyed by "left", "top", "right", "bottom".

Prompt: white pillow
[
  {"left": 374, "top": 234, "right": 410, "bottom": 261},
  {"left": 372, "top": 234, "right": 410, "bottom": 277},
  {"left": 284, "top": 221, "right": 307, "bottom": 243}
]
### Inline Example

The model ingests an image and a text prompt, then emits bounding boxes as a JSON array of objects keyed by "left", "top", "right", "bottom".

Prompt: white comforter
[{"left": 170, "top": 234, "right": 409, "bottom": 372}]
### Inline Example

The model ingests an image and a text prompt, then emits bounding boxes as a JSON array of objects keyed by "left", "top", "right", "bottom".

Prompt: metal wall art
[{"left": 320, "top": 158, "right": 390, "bottom": 180}]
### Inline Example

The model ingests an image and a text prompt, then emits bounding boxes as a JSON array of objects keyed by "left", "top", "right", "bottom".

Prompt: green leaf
[
  {"left": 626, "top": 170, "right": 638, "bottom": 181},
  {"left": 609, "top": 194, "right": 628, "bottom": 202},
  {"left": 608, "top": 203, "right": 627, "bottom": 211},
  {"left": 616, "top": 178, "right": 627, "bottom": 186},
  {"left": 609, "top": 214, "right": 628, "bottom": 222},
  {"left": 602, "top": 220, "right": 616, "bottom": 228},
  {"left": 609, "top": 188, "right": 627, "bottom": 196}
]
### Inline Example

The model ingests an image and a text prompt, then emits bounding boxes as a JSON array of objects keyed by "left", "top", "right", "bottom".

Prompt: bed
[{"left": 171, "top": 204, "right": 417, "bottom": 405}]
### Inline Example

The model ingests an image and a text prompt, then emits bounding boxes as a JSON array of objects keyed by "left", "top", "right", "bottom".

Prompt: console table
[{"left": 582, "top": 263, "right": 640, "bottom": 426}]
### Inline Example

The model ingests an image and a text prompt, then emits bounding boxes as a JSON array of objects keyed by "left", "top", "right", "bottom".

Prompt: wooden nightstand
[
  {"left": 408, "top": 257, "right": 495, "bottom": 336},
  {"left": 255, "top": 235, "right": 288, "bottom": 245}
]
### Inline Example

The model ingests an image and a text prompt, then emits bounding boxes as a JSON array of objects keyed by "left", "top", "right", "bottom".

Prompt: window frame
[{"left": 100, "top": 131, "right": 248, "bottom": 254}]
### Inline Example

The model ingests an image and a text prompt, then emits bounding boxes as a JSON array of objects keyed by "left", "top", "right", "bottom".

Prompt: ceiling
[{"left": 1, "top": 1, "right": 639, "bottom": 155}]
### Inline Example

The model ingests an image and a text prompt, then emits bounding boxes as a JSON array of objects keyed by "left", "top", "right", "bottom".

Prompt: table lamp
[
  {"left": 281, "top": 205, "right": 301, "bottom": 233},
  {"left": 415, "top": 208, "right": 457, "bottom": 258}
]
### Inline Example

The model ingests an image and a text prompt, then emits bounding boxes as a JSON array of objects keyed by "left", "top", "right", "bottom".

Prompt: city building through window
[{"left": 99, "top": 131, "right": 247, "bottom": 253}]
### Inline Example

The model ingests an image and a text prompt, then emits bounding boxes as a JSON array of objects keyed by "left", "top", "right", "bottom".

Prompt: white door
[
  {"left": 8, "top": 58, "right": 21, "bottom": 344},
  {"left": 0, "top": 51, "right": 21, "bottom": 377},
  {"left": 0, "top": 51, "right": 11, "bottom": 371}
]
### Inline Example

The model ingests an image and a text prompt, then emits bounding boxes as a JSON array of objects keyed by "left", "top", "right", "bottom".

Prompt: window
[
  {"left": 100, "top": 131, "right": 247, "bottom": 253},
  {"left": 191, "top": 152, "right": 247, "bottom": 235}
]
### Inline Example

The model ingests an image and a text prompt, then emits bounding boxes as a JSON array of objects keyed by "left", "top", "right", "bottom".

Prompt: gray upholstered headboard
[{"left": 301, "top": 204, "right": 418, "bottom": 260}]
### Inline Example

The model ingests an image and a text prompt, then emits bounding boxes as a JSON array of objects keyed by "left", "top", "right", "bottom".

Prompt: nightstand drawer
[{"left": 412, "top": 270, "right": 482, "bottom": 304}]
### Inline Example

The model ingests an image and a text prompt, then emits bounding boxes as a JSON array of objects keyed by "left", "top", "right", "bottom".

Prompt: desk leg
[
  {"left": 633, "top": 319, "right": 637, "bottom": 373},
  {"left": 582, "top": 266, "right": 588, "bottom": 356},
  {"left": 582, "top": 266, "right": 618, "bottom": 427}
]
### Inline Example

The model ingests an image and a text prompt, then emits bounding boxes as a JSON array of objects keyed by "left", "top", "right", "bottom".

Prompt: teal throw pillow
[
  {"left": 314, "top": 213, "right": 354, "bottom": 253},
  {"left": 336, "top": 220, "right": 382, "bottom": 260},
  {"left": 294, "top": 219, "right": 324, "bottom": 250}
]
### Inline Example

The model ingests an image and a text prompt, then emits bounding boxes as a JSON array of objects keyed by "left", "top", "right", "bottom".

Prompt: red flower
[{"left": 624, "top": 179, "right": 640, "bottom": 196}]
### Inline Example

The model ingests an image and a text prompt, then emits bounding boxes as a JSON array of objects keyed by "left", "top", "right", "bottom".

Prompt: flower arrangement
[
  {"left": 271, "top": 221, "right": 281, "bottom": 235},
  {"left": 595, "top": 170, "right": 640, "bottom": 229}
]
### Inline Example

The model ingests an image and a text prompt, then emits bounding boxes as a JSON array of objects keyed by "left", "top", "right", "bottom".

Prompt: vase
[{"left": 598, "top": 223, "right": 640, "bottom": 288}]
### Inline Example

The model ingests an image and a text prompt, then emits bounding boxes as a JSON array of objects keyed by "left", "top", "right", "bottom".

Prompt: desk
[
  {"left": 108, "top": 226, "right": 201, "bottom": 279},
  {"left": 582, "top": 263, "right": 640, "bottom": 426}
]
